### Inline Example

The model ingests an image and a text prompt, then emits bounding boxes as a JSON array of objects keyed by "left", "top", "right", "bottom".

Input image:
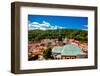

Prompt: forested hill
[{"left": 28, "top": 29, "right": 88, "bottom": 43}]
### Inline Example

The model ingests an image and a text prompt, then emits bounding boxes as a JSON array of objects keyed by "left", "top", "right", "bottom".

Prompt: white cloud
[
  {"left": 32, "top": 22, "right": 39, "bottom": 25},
  {"left": 82, "top": 25, "right": 88, "bottom": 28},
  {"left": 81, "top": 25, "right": 88, "bottom": 31},
  {"left": 28, "top": 21, "right": 64, "bottom": 30}
]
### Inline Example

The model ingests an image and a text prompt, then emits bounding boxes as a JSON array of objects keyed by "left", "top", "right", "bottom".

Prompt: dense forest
[{"left": 28, "top": 29, "right": 88, "bottom": 43}]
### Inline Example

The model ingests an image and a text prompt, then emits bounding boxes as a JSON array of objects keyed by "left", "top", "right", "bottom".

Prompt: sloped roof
[
  {"left": 52, "top": 44, "right": 82, "bottom": 55},
  {"left": 62, "top": 44, "right": 82, "bottom": 55},
  {"left": 52, "top": 46, "right": 64, "bottom": 53}
]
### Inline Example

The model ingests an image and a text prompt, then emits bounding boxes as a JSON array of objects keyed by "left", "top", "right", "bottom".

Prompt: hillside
[{"left": 28, "top": 29, "right": 88, "bottom": 43}]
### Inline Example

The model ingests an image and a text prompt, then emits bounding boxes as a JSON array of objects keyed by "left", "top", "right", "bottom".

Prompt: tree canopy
[{"left": 28, "top": 29, "right": 88, "bottom": 43}]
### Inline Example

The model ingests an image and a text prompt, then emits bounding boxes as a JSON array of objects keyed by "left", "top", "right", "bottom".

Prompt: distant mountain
[{"left": 28, "top": 21, "right": 64, "bottom": 30}]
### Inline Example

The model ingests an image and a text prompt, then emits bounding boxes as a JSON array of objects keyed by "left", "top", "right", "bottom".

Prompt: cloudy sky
[{"left": 28, "top": 15, "right": 88, "bottom": 30}]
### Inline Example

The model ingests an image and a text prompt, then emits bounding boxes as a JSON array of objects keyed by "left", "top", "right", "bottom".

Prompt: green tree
[{"left": 43, "top": 47, "right": 53, "bottom": 59}]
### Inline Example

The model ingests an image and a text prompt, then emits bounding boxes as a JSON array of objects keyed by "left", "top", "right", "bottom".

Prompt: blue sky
[{"left": 28, "top": 15, "right": 88, "bottom": 30}]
